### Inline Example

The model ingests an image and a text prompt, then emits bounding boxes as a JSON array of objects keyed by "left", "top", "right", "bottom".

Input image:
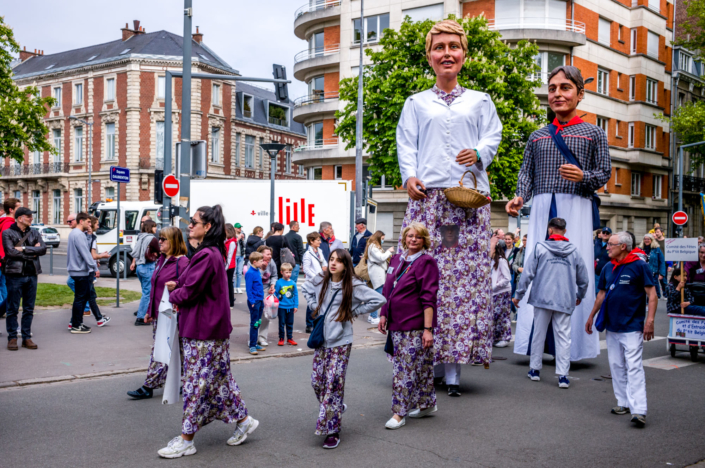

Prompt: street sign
[
  {"left": 665, "top": 238, "right": 699, "bottom": 262},
  {"left": 673, "top": 211, "right": 688, "bottom": 225},
  {"left": 110, "top": 166, "right": 131, "bottom": 183},
  {"left": 163, "top": 174, "right": 180, "bottom": 198}
]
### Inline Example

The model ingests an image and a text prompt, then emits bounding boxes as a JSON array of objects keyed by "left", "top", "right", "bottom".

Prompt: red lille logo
[{"left": 279, "top": 197, "right": 315, "bottom": 227}]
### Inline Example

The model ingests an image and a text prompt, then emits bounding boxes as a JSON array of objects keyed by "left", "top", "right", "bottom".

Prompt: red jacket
[
  {"left": 0, "top": 216, "right": 16, "bottom": 261},
  {"left": 225, "top": 238, "right": 237, "bottom": 270}
]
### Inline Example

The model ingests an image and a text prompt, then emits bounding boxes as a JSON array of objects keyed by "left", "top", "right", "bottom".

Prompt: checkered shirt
[
  {"left": 515, "top": 122, "right": 611, "bottom": 203},
  {"left": 432, "top": 84, "right": 466, "bottom": 106}
]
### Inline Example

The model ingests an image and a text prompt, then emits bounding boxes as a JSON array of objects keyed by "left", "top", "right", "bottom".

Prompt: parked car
[{"left": 31, "top": 225, "right": 61, "bottom": 248}]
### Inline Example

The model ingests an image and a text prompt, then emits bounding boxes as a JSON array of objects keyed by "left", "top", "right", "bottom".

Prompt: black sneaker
[
  {"left": 133, "top": 311, "right": 138, "bottom": 316},
  {"left": 447, "top": 385, "right": 461, "bottom": 397},
  {"left": 70, "top": 324, "right": 91, "bottom": 334},
  {"left": 127, "top": 386, "right": 153, "bottom": 400},
  {"left": 631, "top": 414, "right": 646, "bottom": 427},
  {"left": 305, "top": 327, "right": 312, "bottom": 333},
  {"left": 135, "top": 318, "right": 149, "bottom": 326},
  {"left": 434, "top": 376, "right": 445, "bottom": 387}
]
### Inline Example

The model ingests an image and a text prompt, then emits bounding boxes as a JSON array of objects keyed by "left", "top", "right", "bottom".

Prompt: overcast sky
[{"left": 4, "top": 0, "right": 309, "bottom": 98}]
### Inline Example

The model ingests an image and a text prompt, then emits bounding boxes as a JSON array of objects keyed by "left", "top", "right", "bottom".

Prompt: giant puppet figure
[
  {"left": 396, "top": 19, "right": 502, "bottom": 396},
  {"left": 506, "top": 66, "right": 611, "bottom": 362}
]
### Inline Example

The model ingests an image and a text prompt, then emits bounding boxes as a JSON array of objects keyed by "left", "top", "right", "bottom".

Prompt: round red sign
[
  {"left": 163, "top": 174, "right": 180, "bottom": 198},
  {"left": 673, "top": 211, "right": 688, "bottom": 226}
]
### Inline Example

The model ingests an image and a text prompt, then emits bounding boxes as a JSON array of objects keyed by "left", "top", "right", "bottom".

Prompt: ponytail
[{"left": 196, "top": 204, "right": 226, "bottom": 258}]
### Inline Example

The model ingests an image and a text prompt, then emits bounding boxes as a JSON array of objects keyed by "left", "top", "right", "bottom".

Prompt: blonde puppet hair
[{"left": 425, "top": 19, "right": 468, "bottom": 62}]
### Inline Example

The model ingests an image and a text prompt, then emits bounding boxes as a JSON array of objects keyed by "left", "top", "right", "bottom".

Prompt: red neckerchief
[
  {"left": 548, "top": 234, "right": 569, "bottom": 242},
  {"left": 328, "top": 235, "right": 336, "bottom": 244},
  {"left": 611, "top": 250, "right": 641, "bottom": 271},
  {"left": 632, "top": 247, "right": 646, "bottom": 257},
  {"left": 552, "top": 116, "right": 584, "bottom": 134}
]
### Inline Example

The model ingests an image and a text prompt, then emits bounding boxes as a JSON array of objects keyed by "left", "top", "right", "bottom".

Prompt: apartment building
[
  {"left": 292, "top": 0, "right": 682, "bottom": 239},
  {"left": 10, "top": 21, "right": 305, "bottom": 235}
]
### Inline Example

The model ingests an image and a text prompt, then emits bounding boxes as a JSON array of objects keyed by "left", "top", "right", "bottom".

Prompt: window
[
  {"left": 597, "top": 117, "right": 608, "bottom": 133},
  {"left": 105, "top": 187, "right": 115, "bottom": 201},
  {"left": 235, "top": 133, "right": 241, "bottom": 164},
  {"left": 679, "top": 92, "right": 685, "bottom": 106},
  {"left": 617, "top": 24, "right": 622, "bottom": 41},
  {"left": 628, "top": 123, "right": 635, "bottom": 148},
  {"left": 32, "top": 190, "right": 41, "bottom": 221},
  {"left": 598, "top": 18, "right": 611, "bottom": 46},
  {"left": 615, "top": 168, "right": 620, "bottom": 185},
  {"left": 106, "top": 78, "right": 115, "bottom": 101},
  {"left": 74, "top": 188, "right": 83, "bottom": 213},
  {"left": 156, "top": 121, "right": 164, "bottom": 169},
  {"left": 645, "top": 124, "right": 656, "bottom": 150},
  {"left": 648, "top": 0, "right": 659, "bottom": 12},
  {"left": 680, "top": 52, "right": 692, "bottom": 74},
  {"left": 646, "top": 79, "right": 658, "bottom": 104},
  {"left": 125, "top": 211, "right": 139, "bottom": 230},
  {"left": 268, "top": 104, "right": 289, "bottom": 127},
  {"left": 74, "top": 83, "right": 83, "bottom": 105},
  {"left": 402, "top": 4, "right": 444, "bottom": 22},
  {"left": 309, "top": 31, "right": 325, "bottom": 56},
  {"left": 597, "top": 68, "right": 609, "bottom": 95},
  {"left": 647, "top": 31, "right": 659, "bottom": 59},
  {"left": 52, "top": 189, "right": 62, "bottom": 225},
  {"left": 308, "top": 122, "right": 324, "bottom": 147},
  {"left": 74, "top": 127, "right": 83, "bottom": 162},
  {"left": 120, "top": 48, "right": 131, "bottom": 55},
  {"left": 245, "top": 135, "right": 255, "bottom": 168},
  {"left": 258, "top": 140, "right": 263, "bottom": 168},
  {"left": 534, "top": 52, "right": 564, "bottom": 83},
  {"left": 86, "top": 54, "right": 99, "bottom": 62},
  {"left": 308, "top": 167, "right": 322, "bottom": 180},
  {"left": 212, "top": 84, "right": 220, "bottom": 106},
  {"left": 157, "top": 76, "right": 165, "bottom": 99},
  {"left": 242, "top": 94, "right": 254, "bottom": 118},
  {"left": 630, "top": 28, "right": 637, "bottom": 54},
  {"left": 631, "top": 173, "right": 641, "bottom": 196},
  {"left": 211, "top": 127, "right": 220, "bottom": 163},
  {"left": 105, "top": 123, "right": 115, "bottom": 160},
  {"left": 495, "top": 0, "right": 568, "bottom": 30},
  {"left": 353, "top": 13, "right": 390, "bottom": 44},
  {"left": 298, "top": 164, "right": 305, "bottom": 176},
  {"left": 309, "top": 75, "right": 325, "bottom": 99},
  {"left": 616, "top": 120, "right": 621, "bottom": 137},
  {"left": 334, "top": 165, "right": 343, "bottom": 180},
  {"left": 285, "top": 145, "right": 292, "bottom": 174},
  {"left": 53, "top": 129, "right": 62, "bottom": 162},
  {"left": 53, "top": 87, "right": 61, "bottom": 107},
  {"left": 14, "top": 190, "right": 21, "bottom": 200},
  {"left": 33, "top": 150, "right": 41, "bottom": 164},
  {"left": 653, "top": 175, "right": 663, "bottom": 199},
  {"left": 629, "top": 75, "right": 636, "bottom": 101}
]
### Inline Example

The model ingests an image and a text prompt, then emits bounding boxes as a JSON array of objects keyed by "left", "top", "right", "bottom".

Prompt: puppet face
[
  {"left": 548, "top": 71, "right": 583, "bottom": 115},
  {"left": 429, "top": 33, "right": 465, "bottom": 80}
]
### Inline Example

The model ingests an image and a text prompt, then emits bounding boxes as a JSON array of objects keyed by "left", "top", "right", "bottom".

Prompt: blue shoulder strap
[{"left": 547, "top": 124, "right": 582, "bottom": 169}]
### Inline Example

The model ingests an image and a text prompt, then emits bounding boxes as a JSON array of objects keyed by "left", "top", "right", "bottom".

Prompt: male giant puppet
[{"left": 506, "top": 66, "right": 611, "bottom": 362}]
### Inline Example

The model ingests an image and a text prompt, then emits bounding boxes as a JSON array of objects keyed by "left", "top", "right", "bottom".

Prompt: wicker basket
[{"left": 444, "top": 171, "right": 491, "bottom": 209}]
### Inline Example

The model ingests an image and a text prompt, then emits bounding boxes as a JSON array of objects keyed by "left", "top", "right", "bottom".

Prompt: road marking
[
  {"left": 599, "top": 336, "right": 666, "bottom": 350},
  {"left": 643, "top": 355, "right": 702, "bottom": 370}
]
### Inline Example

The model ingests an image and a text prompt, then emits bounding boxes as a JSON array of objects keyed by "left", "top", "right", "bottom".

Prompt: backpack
[{"left": 280, "top": 247, "right": 296, "bottom": 266}]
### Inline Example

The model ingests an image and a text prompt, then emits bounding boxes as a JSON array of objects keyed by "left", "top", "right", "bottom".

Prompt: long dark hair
[
  {"left": 195, "top": 205, "right": 226, "bottom": 258},
  {"left": 493, "top": 239, "right": 506, "bottom": 270},
  {"left": 670, "top": 267, "right": 682, "bottom": 287},
  {"left": 313, "top": 249, "right": 357, "bottom": 323}
]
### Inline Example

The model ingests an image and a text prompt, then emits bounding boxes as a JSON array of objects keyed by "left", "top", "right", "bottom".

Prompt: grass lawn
[{"left": 35, "top": 283, "right": 142, "bottom": 308}]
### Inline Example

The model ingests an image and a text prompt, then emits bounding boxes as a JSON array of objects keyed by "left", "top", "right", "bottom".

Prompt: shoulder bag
[{"left": 307, "top": 289, "right": 341, "bottom": 349}]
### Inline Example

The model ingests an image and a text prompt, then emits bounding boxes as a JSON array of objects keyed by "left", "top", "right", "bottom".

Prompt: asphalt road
[
  {"left": 1, "top": 312, "right": 704, "bottom": 467},
  {"left": 39, "top": 248, "right": 138, "bottom": 281}
]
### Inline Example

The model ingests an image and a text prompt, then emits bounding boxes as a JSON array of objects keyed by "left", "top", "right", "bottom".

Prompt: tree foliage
[
  {"left": 336, "top": 14, "right": 544, "bottom": 200},
  {"left": 0, "top": 16, "right": 56, "bottom": 163},
  {"left": 658, "top": 101, "right": 705, "bottom": 167},
  {"left": 674, "top": 0, "right": 705, "bottom": 61}
]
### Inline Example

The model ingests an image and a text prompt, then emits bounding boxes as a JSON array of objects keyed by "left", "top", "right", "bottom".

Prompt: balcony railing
[
  {"left": 294, "top": 45, "right": 340, "bottom": 64},
  {"left": 268, "top": 116, "right": 289, "bottom": 126},
  {"left": 295, "top": 0, "right": 341, "bottom": 19},
  {"left": 487, "top": 18, "right": 586, "bottom": 34},
  {"left": 294, "top": 91, "right": 340, "bottom": 108},
  {"left": 294, "top": 138, "right": 339, "bottom": 152},
  {"left": 0, "top": 162, "right": 70, "bottom": 177},
  {"left": 674, "top": 176, "right": 705, "bottom": 193}
]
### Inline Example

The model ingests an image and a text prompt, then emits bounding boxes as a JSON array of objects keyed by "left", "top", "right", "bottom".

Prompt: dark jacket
[
  {"left": 2, "top": 223, "right": 46, "bottom": 276},
  {"left": 350, "top": 229, "right": 372, "bottom": 265},
  {"left": 245, "top": 234, "right": 264, "bottom": 258},
  {"left": 237, "top": 235, "right": 246, "bottom": 258},
  {"left": 284, "top": 230, "right": 305, "bottom": 266},
  {"left": 265, "top": 235, "right": 292, "bottom": 274},
  {"left": 148, "top": 255, "right": 190, "bottom": 320},
  {"left": 594, "top": 238, "right": 610, "bottom": 275},
  {"left": 319, "top": 233, "right": 331, "bottom": 263}
]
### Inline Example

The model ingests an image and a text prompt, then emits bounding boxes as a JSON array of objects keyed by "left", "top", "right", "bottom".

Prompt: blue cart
[{"left": 667, "top": 313, "right": 705, "bottom": 362}]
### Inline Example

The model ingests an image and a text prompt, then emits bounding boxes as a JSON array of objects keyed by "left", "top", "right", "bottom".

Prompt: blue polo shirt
[{"left": 598, "top": 260, "right": 654, "bottom": 333}]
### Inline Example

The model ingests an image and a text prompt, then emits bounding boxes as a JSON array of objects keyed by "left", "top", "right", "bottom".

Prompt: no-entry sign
[
  {"left": 673, "top": 211, "right": 688, "bottom": 225},
  {"left": 163, "top": 174, "right": 180, "bottom": 198}
]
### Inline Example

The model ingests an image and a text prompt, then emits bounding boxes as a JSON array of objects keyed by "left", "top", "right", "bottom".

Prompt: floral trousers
[
  {"left": 311, "top": 344, "right": 352, "bottom": 436},
  {"left": 143, "top": 320, "right": 168, "bottom": 389},
  {"left": 492, "top": 291, "right": 513, "bottom": 343},
  {"left": 391, "top": 330, "right": 436, "bottom": 417}
]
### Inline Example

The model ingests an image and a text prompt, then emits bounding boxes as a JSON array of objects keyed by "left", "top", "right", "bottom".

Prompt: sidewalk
[
  {"left": 37, "top": 273, "right": 143, "bottom": 292},
  {"left": 0, "top": 290, "right": 385, "bottom": 387}
]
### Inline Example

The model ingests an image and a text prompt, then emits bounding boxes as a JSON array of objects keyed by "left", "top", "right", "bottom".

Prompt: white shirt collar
[{"left": 401, "top": 250, "right": 424, "bottom": 262}]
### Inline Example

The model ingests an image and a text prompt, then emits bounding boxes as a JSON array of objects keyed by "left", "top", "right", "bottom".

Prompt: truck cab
[{"left": 89, "top": 201, "right": 162, "bottom": 277}]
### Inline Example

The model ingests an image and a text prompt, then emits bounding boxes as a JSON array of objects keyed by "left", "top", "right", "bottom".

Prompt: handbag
[
  {"left": 595, "top": 265, "right": 625, "bottom": 332},
  {"left": 547, "top": 124, "right": 602, "bottom": 231},
  {"left": 354, "top": 257, "right": 370, "bottom": 282},
  {"left": 307, "top": 289, "right": 341, "bottom": 349}
]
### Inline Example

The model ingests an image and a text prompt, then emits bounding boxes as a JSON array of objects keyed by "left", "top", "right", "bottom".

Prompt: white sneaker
[
  {"left": 158, "top": 436, "right": 197, "bottom": 459},
  {"left": 494, "top": 341, "right": 509, "bottom": 348},
  {"left": 257, "top": 338, "right": 268, "bottom": 347},
  {"left": 368, "top": 316, "right": 380, "bottom": 325},
  {"left": 385, "top": 416, "right": 406, "bottom": 430},
  {"left": 227, "top": 416, "right": 259, "bottom": 446},
  {"left": 237, "top": 288, "right": 243, "bottom": 294},
  {"left": 408, "top": 405, "right": 438, "bottom": 419}
]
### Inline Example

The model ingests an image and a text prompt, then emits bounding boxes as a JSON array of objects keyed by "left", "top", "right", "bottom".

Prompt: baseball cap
[
  {"left": 234, "top": 223, "right": 242, "bottom": 228},
  {"left": 14, "top": 207, "right": 34, "bottom": 219},
  {"left": 601, "top": 227, "right": 612, "bottom": 234}
]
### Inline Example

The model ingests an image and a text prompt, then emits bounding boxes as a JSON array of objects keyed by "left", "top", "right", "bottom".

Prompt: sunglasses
[
  {"left": 158, "top": 237, "right": 167, "bottom": 242},
  {"left": 67, "top": 219, "right": 75, "bottom": 224},
  {"left": 189, "top": 217, "right": 204, "bottom": 226}
]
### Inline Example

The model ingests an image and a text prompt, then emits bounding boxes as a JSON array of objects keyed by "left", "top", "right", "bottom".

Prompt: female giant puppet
[
  {"left": 507, "top": 66, "right": 611, "bottom": 362},
  {"left": 396, "top": 20, "right": 502, "bottom": 395}
]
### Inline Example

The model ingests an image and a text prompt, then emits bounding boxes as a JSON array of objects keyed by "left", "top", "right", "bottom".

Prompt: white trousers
[
  {"left": 434, "top": 363, "right": 461, "bottom": 385},
  {"left": 258, "top": 316, "right": 270, "bottom": 344},
  {"left": 606, "top": 331, "right": 647, "bottom": 415},
  {"left": 530, "top": 308, "right": 572, "bottom": 376}
]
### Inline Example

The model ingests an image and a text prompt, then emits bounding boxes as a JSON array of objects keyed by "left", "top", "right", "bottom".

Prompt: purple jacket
[
  {"left": 170, "top": 246, "right": 232, "bottom": 340},
  {"left": 380, "top": 252, "right": 439, "bottom": 331},
  {"left": 147, "top": 255, "right": 190, "bottom": 320}
]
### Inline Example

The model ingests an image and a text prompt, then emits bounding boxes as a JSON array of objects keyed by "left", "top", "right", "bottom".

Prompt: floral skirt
[
  {"left": 181, "top": 338, "right": 248, "bottom": 435},
  {"left": 492, "top": 292, "right": 513, "bottom": 343},
  {"left": 400, "top": 189, "right": 493, "bottom": 365},
  {"left": 390, "top": 330, "right": 436, "bottom": 417},
  {"left": 143, "top": 320, "right": 168, "bottom": 390},
  {"left": 311, "top": 344, "right": 352, "bottom": 436}
]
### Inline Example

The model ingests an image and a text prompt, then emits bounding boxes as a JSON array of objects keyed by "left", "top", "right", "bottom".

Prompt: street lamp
[
  {"left": 69, "top": 116, "right": 93, "bottom": 208},
  {"left": 260, "top": 142, "right": 286, "bottom": 225}
]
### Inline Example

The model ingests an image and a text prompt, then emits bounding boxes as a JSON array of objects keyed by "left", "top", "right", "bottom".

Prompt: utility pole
[
  {"left": 669, "top": 0, "right": 679, "bottom": 238},
  {"left": 180, "top": 0, "right": 193, "bottom": 240},
  {"left": 354, "top": 0, "right": 364, "bottom": 221}
]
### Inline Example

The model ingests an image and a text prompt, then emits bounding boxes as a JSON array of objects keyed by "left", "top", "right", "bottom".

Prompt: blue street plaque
[{"left": 109, "top": 166, "right": 131, "bottom": 183}]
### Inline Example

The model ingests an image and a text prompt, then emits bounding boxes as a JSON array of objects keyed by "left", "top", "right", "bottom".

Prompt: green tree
[
  {"left": 658, "top": 101, "right": 705, "bottom": 167},
  {"left": 335, "top": 14, "right": 543, "bottom": 200},
  {"left": 674, "top": 0, "right": 705, "bottom": 61},
  {"left": 0, "top": 16, "right": 56, "bottom": 163}
]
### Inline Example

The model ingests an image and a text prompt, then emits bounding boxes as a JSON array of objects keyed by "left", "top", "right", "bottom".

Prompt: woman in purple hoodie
[{"left": 157, "top": 205, "right": 259, "bottom": 459}]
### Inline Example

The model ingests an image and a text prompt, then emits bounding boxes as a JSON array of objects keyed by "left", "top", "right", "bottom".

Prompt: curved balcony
[
  {"left": 293, "top": 138, "right": 343, "bottom": 165},
  {"left": 294, "top": 1, "right": 341, "bottom": 40},
  {"left": 293, "top": 91, "right": 339, "bottom": 124},
  {"left": 487, "top": 18, "right": 586, "bottom": 47},
  {"left": 293, "top": 45, "right": 340, "bottom": 81}
]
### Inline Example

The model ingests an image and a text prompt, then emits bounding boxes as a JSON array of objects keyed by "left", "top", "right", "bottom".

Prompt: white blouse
[{"left": 396, "top": 88, "right": 502, "bottom": 193}]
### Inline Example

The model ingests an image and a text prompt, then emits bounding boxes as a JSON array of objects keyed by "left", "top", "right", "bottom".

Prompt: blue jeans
[
  {"left": 5, "top": 275, "right": 37, "bottom": 341},
  {"left": 67, "top": 276, "right": 90, "bottom": 312},
  {"left": 136, "top": 262, "right": 156, "bottom": 319},
  {"left": 369, "top": 286, "right": 383, "bottom": 319},
  {"left": 685, "top": 305, "right": 705, "bottom": 316},
  {"left": 248, "top": 300, "right": 264, "bottom": 348},
  {"left": 291, "top": 264, "right": 301, "bottom": 284},
  {"left": 278, "top": 307, "right": 295, "bottom": 340},
  {"left": 0, "top": 269, "right": 7, "bottom": 316},
  {"left": 235, "top": 256, "right": 245, "bottom": 289}
]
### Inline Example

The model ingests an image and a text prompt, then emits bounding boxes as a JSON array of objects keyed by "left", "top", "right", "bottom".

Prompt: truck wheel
[
  {"left": 109, "top": 255, "right": 132, "bottom": 278},
  {"left": 690, "top": 346, "right": 699, "bottom": 362},
  {"left": 670, "top": 344, "right": 676, "bottom": 358}
]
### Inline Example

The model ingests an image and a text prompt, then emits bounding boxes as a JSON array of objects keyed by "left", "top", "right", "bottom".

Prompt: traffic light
[
  {"left": 154, "top": 169, "right": 164, "bottom": 205},
  {"left": 272, "top": 64, "right": 289, "bottom": 103}
]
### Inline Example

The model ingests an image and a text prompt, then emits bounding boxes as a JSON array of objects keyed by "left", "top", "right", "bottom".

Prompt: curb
[{"left": 0, "top": 340, "right": 385, "bottom": 390}]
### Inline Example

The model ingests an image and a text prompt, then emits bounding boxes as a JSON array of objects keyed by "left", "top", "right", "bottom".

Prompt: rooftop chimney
[
  {"left": 19, "top": 46, "right": 40, "bottom": 62},
  {"left": 192, "top": 26, "right": 203, "bottom": 44},
  {"left": 121, "top": 20, "right": 146, "bottom": 41}
]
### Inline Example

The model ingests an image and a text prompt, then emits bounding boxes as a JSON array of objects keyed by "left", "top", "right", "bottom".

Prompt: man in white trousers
[
  {"left": 586, "top": 231, "right": 657, "bottom": 427},
  {"left": 506, "top": 65, "right": 611, "bottom": 363},
  {"left": 513, "top": 217, "right": 589, "bottom": 389}
]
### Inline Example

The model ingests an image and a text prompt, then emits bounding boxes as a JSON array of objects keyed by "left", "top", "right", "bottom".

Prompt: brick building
[
  {"left": 10, "top": 21, "right": 306, "bottom": 236},
  {"left": 291, "top": 0, "right": 686, "bottom": 239}
]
